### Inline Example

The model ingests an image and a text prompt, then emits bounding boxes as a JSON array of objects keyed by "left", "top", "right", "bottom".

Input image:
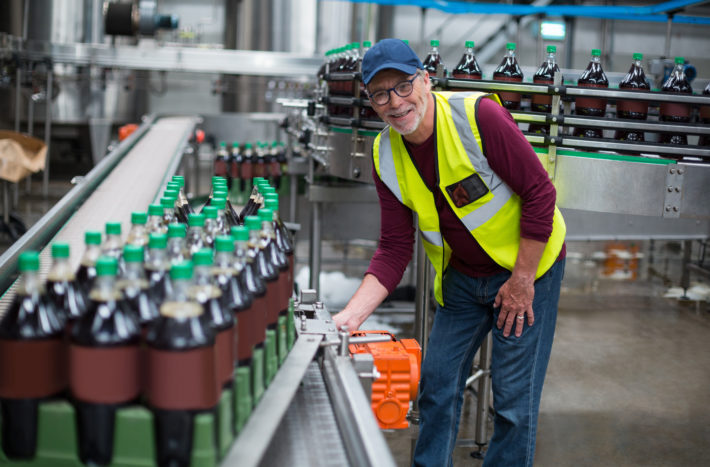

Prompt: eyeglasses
[{"left": 367, "top": 74, "right": 421, "bottom": 106}]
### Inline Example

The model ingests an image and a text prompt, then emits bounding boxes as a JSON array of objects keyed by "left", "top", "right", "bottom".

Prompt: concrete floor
[{"left": 374, "top": 283, "right": 710, "bottom": 467}]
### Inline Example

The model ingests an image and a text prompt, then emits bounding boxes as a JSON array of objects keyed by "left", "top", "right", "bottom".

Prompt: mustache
[{"left": 384, "top": 105, "right": 414, "bottom": 118}]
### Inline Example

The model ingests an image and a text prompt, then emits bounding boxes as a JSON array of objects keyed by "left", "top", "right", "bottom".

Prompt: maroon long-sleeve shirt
[{"left": 367, "top": 95, "right": 565, "bottom": 293}]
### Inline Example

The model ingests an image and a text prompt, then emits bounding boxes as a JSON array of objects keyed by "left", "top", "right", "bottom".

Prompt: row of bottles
[
  {"left": 214, "top": 140, "right": 287, "bottom": 190},
  {"left": 332, "top": 38, "right": 708, "bottom": 147},
  {"left": 0, "top": 176, "right": 295, "bottom": 466}
]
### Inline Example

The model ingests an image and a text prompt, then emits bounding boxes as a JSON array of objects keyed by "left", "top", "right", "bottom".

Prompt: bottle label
[
  {"left": 217, "top": 327, "right": 236, "bottom": 386},
  {"left": 230, "top": 160, "right": 240, "bottom": 178},
  {"left": 241, "top": 162, "right": 253, "bottom": 179},
  {"left": 700, "top": 105, "right": 710, "bottom": 120},
  {"left": 451, "top": 73, "right": 481, "bottom": 80},
  {"left": 660, "top": 102, "right": 691, "bottom": 119},
  {"left": 69, "top": 345, "right": 140, "bottom": 404},
  {"left": 0, "top": 338, "right": 66, "bottom": 398},
  {"left": 617, "top": 98, "right": 649, "bottom": 116},
  {"left": 266, "top": 281, "right": 280, "bottom": 326},
  {"left": 146, "top": 346, "right": 220, "bottom": 410},
  {"left": 575, "top": 83, "right": 608, "bottom": 112},
  {"left": 493, "top": 76, "right": 523, "bottom": 104},
  {"left": 532, "top": 79, "right": 553, "bottom": 106}
]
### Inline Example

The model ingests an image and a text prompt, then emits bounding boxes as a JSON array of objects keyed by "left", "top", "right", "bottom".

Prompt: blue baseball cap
[{"left": 362, "top": 38, "right": 423, "bottom": 85}]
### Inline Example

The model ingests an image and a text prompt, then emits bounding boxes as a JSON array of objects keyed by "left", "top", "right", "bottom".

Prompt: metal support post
[
  {"left": 42, "top": 68, "right": 53, "bottom": 198},
  {"left": 13, "top": 67, "right": 21, "bottom": 207},
  {"left": 26, "top": 90, "right": 34, "bottom": 194},
  {"left": 680, "top": 239, "right": 692, "bottom": 298},
  {"left": 309, "top": 197, "right": 321, "bottom": 291},
  {"left": 665, "top": 15, "right": 673, "bottom": 58}
]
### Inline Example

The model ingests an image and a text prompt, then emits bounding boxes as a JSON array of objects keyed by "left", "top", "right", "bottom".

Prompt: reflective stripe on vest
[
  {"left": 447, "top": 93, "right": 514, "bottom": 232},
  {"left": 377, "top": 130, "right": 403, "bottom": 204},
  {"left": 420, "top": 229, "right": 443, "bottom": 247}
]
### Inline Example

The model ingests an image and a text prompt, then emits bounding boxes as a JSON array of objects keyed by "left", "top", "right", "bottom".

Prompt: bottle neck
[
  {"left": 465, "top": 46, "right": 473, "bottom": 55},
  {"left": 430, "top": 46, "right": 440, "bottom": 56},
  {"left": 170, "top": 278, "right": 192, "bottom": 302},
  {"left": 547, "top": 52, "right": 556, "bottom": 65},
  {"left": 147, "top": 247, "right": 167, "bottom": 266},
  {"left": 123, "top": 261, "right": 145, "bottom": 281},
  {"left": 634, "top": 59, "right": 643, "bottom": 68},
  {"left": 194, "top": 265, "right": 212, "bottom": 286},
  {"left": 48, "top": 257, "right": 73, "bottom": 281},
  {"left": 93, "top": 275, "right": 117, "bottom": 297},
  {"left": 507, "top": 49, "right": 515, "bottom": 59},
  {"left": 592, "top": 55, "right": 601, "bottom": 64},
  {"left": 18, "top": 270, "right": 43, "bottom": 295},
  {"left": 215, "top": 250, "right": 234, "bottom": 269}
]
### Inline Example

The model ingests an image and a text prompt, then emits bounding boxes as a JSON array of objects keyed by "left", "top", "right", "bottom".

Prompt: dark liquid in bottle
[
  {"left": 423, "top": 53, "right": 443, "bottom": 75},
  {"left": 492, "top": 57, "right": 524, "bottom": 110},
  {"left": 0, "top": 292, "right": 65, "bottom": 460},
  {"left": 120, "top": 279, "right": 160, "bottom": 331},
  {"left": 146, "top": 265, "right": 173, "bottom": 306},
  {"left": 76, "top": 262, "right": 98, "bottom": 298},
  {"left": 615, "top": 63, "right": 650, "bottom": 142},
  {"left": 71, "top": 290, "right": 141, "bottom": 466},
  {"left": 660, "top": 71, "right": 693, "bottom": 146},
  {"left": 574, "top": 61, "right": 608, "bottom": 139},
  {"left": 529, "top": 58, "right": 560, "bottom": 135},
  {"left": 46, "top": 277, "right": 88, "bottom": 327}
]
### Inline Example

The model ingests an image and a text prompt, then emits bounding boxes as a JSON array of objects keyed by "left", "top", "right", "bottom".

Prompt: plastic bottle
[
  {"left": 214, "top": 141, "right": 229, "bottom": 177},
  {"left": 102, "top": 221, "right": 123, "bottom": 260},
  {"left": 167, "top": 223, "right": 189, "bottom": 265},
  {"left": 191, "top": 247, "right": 236, "bottom": 390},
  {"left": 615, "top": 53, "right": 651, "bottom": 142},
  {"left": 186, "top": 213, "right": 207, "bottom": 256},
  {"left": 266, "top": 141, "right": 282, "bottom": 186},
  {"left": 145, "top": 261, "right": 218, "bottom": 467},
  {"left": 529, "top": 45, "right": 561, "bottom": 135},
  {"left": 126, "top": 211, "right": 149, "bottom": 247},
  {"left": 258, "top": 208, "right": 289, "bottom": 325},
  {"left": 203, "top": 206, "right": 220, "bottom": 249},
  {"left": 213, "top": 187, "right": 239, "bottom": 226},
  {"left": 492, "top": 42, "right": 524, "bottom": 110},
  {"left": 76, "top": 231, "right": 103, "bottom": 297},
  {"left": 145, "top": 233, "right": 172, "bottom": 305},
  {"left": 242, "top": 219, "right": 268, "bottom": 352},
  {"left": 264, "top": 194, "right": 295, "bottom": 300},
  {"left": 230, "top": 142, "right": 242, "bottom": 184},
  {"left": 0, "top": 251, "right": 66, "bottom": 460},
  {"left": 245, "top": 216, "right": 278, "bottom": 331},
  {"left": 422, "top": 39, "right": 445, "bottom": 76},
  {"left": 240, "top": 143, "right": 254, "bottom": 192},
  {"left": 161, "top": 196, "right": 179, "bottom": 226},
  {"left": 146, "top": 203, "right": 167, "bottom": 235},
  {"left": 171, "top": 175, "right": 194, "bottom": 217},
  {"left": 118, "top": 245, "right": 159, "bottom": 333},
  {"left": 452, "top": 41, "right": 482, "bottom": 80},
  {"left": 660, "top": 56, "right": 693, "bottom": 145},
  {"left": 211, "top": 197, "right": 231, "bottom": 233},
  {"left": 253, "top": 142, "right": 267, "bottom": 178},
  {"left": 229, "top": 226, "right": 255, "bottom": 365},
  {"left": 70, "top": 256, "right": 141, "bottom": 466},
  {"left": 46, "top": 242, "right": 88, "bottom": 330},
  {"left": 573, "top": 48, "right": 609, "bottom": 139}
]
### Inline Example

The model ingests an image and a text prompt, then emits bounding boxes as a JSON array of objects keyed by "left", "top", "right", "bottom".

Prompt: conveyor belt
[
  {"left": 0, "top": 116, "right": 197, "bottom": 315},
  {"left": 260, "top": 362, "right": 349, "bottom": 467}
]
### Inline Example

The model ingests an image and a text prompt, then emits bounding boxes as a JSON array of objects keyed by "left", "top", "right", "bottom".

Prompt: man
[{"left": 332, "top": 39, "right": 566, "bottom": 466}]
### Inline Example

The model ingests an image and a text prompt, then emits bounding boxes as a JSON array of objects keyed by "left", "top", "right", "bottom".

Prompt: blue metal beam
[{"left": 334, "top": 0, "right": 710, "bottom": 24}]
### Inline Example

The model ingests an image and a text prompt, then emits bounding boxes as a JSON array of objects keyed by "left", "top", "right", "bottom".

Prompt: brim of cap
[{"left": 363, "top": 62, "right": 419, "bottom": 85}]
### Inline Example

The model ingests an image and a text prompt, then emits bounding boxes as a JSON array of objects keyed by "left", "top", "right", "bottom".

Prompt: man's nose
[{"left": 389, "top": 90, "right": 404, "bottom": 107}]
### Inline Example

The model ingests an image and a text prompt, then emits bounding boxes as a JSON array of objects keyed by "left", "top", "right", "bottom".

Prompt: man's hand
[
  {"left": 494, "top": 273, "right": 535, "bottom": 338},
  {"left": 332, "top": 274, "right": 389, "bottom": 331}
]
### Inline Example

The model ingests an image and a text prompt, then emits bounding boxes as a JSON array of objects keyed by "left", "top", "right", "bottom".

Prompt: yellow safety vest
[{"left": 373, "top": 91, "right": 566, "bottom": 306}]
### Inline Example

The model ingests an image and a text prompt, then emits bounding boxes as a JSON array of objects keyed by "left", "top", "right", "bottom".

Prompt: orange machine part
[
  {"left": 118, "top": 123, "right": 138, "bottom": 141},
  {"left": 348, "top": 330, "right": 421, "bottom": 429}
]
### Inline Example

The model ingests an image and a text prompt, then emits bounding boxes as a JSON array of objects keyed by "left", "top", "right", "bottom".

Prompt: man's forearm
[
  {"left": 512, "top": 237, "right": 547, "bottom": 280},
  {"left": 332, "top": 273, "right": 389, "bottom": 330}
]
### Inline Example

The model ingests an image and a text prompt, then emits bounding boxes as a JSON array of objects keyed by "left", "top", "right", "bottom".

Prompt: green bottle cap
[
  {"left": 148, "top": 204, "right": 164, "bottom": 216},
  {"left": 164, "top": 189, "right": 179, "bottom": 199},
  {"left": 506, "top": 42, "right": 516, "bottom": 50},
  {"left": 258, "top": 208, "right": 273, "bottom": 222},
  {"left": 187, "top": 213, "right": 205, "bottom": 227},
  {"left": 264, "top": 192, "right": 278, "bottom": 201},
  {"left": 591, "top": 49, "right": 601, "bottom": 56},
  {"left": 192, "top": 248, "right": 213, "bottom": 266},
  {"left": 166, "top": 182, "right": 180, "bottom": 190},
  {"left": 265, "top": 199, "right": 278, "bottom": 210},
  {"left": 219, "top": 141, "right": 226, "bottom": 148},
  {"left": 131, "top": 211, "right": 147, "bottom": 225},
  {"left": 245, "top": 216, "right": 261, "bottom": 231},
  {"left": 261, "top": 186, "right": 276, "bottom": 195},
  {"left": 213, "top": 189, "right": 228, "bottom": 198},
  {"left": 171, "top": 175, "right": 185, "bottom": 186},
  {"left": 212, "top": 197, "right": 226, "bottom": 210},
  {"left": 203, "top": 206, "right": 218, "bottom": 219},
  {"left": 123, "top": 245, "right": 144, "bottom": 263},
  {"left": 633, "top": 53, "right": 643, "bottom": 61},
  {"left": 51, "top": 243, "right": 70, "bottom": 258},
  {"left": 149, "top": 233, "right": 168, "bottom": 249},
  {"left": 168, "top": 223, "right": 186, "bottom": 238},
  {"left": 231, "top": 225, "right": 249, "bottom": 242},
  {"left": 215, "top": 236, "right": 234, "bottom": 252},
  {"left": 363, "top": 41, "right": 372, "bottom": 47},
  {"left": 170, "top": 261, "right": 193, "bottom": 280},
  {"left": 161, "top": 197, "right": 175, "bottom": 209},
  {"left": 85, "top": 230, "right": 102, "bottom": 245},
  {"left": 547, "top": 45, "right": 556, "bottom": 53},
  {"left": 465, "top": 40, "right": 474, "bottom": 48},
  {"left": 430, "top": 39, "right": 439, "bottom": 47},
  {"left": 212, "top": 175, "right": 226, "bottom": 183},
  {"left": 675, "top": 56, "right": 684, "bottom": 64},
  {"left": 106, "top": 222, "right": 121, "bottom": 236},
  {"left": 96, "top": 256, "right": 118, "bottom": 277},
  {"left": 232, "top": 142, "right": 240, "bottom": 148},
  {"left": 402, "top": 39, "right": 409, "bottom": 45},
  {"left": 19, "top": 251, "right": 40, "bottom": 271}
]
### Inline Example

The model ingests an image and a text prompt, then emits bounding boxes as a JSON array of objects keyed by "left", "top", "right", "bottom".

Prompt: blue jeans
[{"left": 413, "top": 259, "right": 565, "bottom": 467}]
